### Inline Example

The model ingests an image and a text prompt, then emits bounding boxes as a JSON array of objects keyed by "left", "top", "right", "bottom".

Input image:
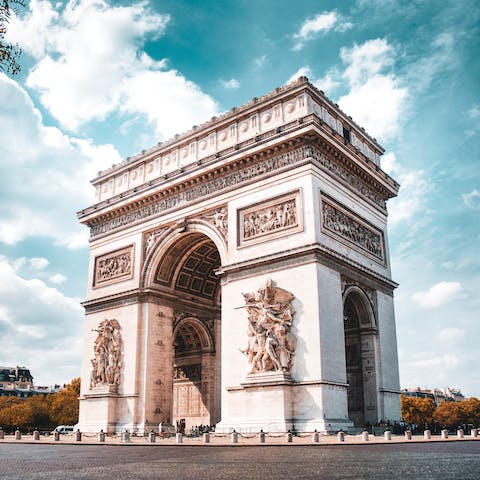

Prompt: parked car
[{"left": 53, "top": 425, "right": 74, "bottom": 434}]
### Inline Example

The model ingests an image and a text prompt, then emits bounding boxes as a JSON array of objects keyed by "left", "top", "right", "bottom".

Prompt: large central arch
[{"left": 145, "top": 229, "right": 222, "bottom": 430}]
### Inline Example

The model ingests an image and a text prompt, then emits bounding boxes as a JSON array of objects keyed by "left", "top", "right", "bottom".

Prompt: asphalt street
[{"left": 1, "top": 442, "right": 480, "bottom": 479}]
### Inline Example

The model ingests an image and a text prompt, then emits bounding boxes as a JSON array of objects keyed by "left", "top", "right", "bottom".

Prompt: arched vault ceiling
[{"left": 154, "top": 233, "right": 221, "bottom": 301}]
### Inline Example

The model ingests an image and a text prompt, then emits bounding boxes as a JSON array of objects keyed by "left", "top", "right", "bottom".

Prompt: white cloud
[
  {"left": 292, "top": 11, "right": 352, "bottom": 51},
  {"left": 0, "top": 74, "right": 121, "bottom": 248},
  {"left": 337, "top": 39, "right": 408, "bottom": 141},
  {"left": 0, "top": 255, "right": 83, "bottom": 384},
  {"left": 468, "top": 104, "right": 480, "bottom": 118},
  {"left": 287, "top": 66, "right": 312, "bottom": 85},
  {"left": 436, "top": 327, "right": 466, "bottom": 343},
  {"left": 313, "top": 67, "right": 341, "bottom": 95},
  {"left": 221, "top": 78, "right": 240, "bottom": 89},
  {"left": 49, "top": 273, "right": 68, "bottom": 284},
  {"left": 30, "top": 257, "right": 49, "bottom": 270},
  {"left": 8, "top": 0, "right": 218, "bottom": 138},
  {"left": 462, "top": 189, "right": 480, "bottom": 209},
  {"left": 384, "top": 159, "right": 431, "bottom": 226},
  {"left": 412, "top": 281, "right": 463, "bottom": 308}
]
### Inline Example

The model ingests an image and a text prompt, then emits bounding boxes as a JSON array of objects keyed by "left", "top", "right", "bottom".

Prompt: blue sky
[{"left": 1, "top": 0, "right": 479, "bottom": 397}]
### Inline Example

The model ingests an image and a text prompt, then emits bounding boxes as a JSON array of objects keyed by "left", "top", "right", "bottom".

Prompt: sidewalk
[{"left": 1, "top": 431, "right": 479, "bottom": 447}]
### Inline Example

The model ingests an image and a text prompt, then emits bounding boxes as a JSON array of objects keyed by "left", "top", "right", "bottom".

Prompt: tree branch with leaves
[{"left": 0, "top": 0, "right": 25, "bottom": 76}]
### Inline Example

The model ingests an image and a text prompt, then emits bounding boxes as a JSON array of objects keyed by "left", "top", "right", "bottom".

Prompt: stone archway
[
  {"left": 343, "top": 286, "right": 378, "bottom": 427},
  {"left": 173, "top": 317, "right": 215, "bottom": 430},
  {"left": 148, "top": 231, "right": 222, "bottom": 431}
]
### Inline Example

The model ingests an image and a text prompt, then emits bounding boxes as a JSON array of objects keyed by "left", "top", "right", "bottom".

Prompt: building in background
[
  {"left": 402, "top": 386, "right": 465, "bottom": 406},
  {"left": 0, "top": 366, "right": 60, "bottom": 398}
]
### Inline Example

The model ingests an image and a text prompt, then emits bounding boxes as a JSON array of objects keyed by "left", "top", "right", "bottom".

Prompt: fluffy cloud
[
  {"left": 462, "top": 189, "right": 480, "bottom": 209},
  {"left": 8, "top": 0, "right": 218, "bottom": 138},
  {"left": 412, "top": 281, "right": 463, "bottom": 308},
  {"left": 221, "top": 78, "right": 240, "bottom": 89},
  {"left": 0, "top": 255, "right": 83, "bottom": 385},
  {"left": 49, "top": 273, "right": 68, "bottom": 284},
  {"left": 292, "top": 11, "right": 352, "bottom": 51},
  {"left": 338, "top": 39, "right": 408, "bottom": 141},
  {"left": 0, "top": 74, "right": 121, "bottom": 248}
]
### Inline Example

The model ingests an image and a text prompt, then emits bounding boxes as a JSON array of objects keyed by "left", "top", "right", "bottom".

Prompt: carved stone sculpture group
[
  {"left": 243, "top": 199, "right": 297, "bottom": 240},
  {"left": 241, "top": 279, "right": 297, "bottom": 374},
  {"left": 90, "top": 319, "right": 122, "bottom": 390}
]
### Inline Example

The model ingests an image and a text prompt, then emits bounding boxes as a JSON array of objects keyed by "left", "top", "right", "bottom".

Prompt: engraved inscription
[
  {"left": 239, "top": 191, "right": 302, "bottom": 246},
  {"left": 321, "top": 198, "right": 384, "bottom": 261},
  {"left": 94, "top": 246, "right": 133, "bottom": 287}
]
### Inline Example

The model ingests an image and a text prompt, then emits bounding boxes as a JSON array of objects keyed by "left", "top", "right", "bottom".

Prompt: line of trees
[
  {"left": 401, "top": 394, "right": 480, "bottom": 430},
  {"left": 0, "top": 378, "right": 80, "bottom": 433}
]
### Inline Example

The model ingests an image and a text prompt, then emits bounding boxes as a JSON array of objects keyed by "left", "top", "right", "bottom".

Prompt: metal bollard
[
  {"left": 471, "top": 428, "right": 478, "bottom": 438},
  {"left": 312, "top": 431, "right": 319, "bottom": 443},
  {"left": 54, "top": 431, "right": 60, "bottom": 441},
  {"left": 338, "top": 431, "right": 345, "bottom": 442},
  {"left": 424, "top": 430, "right": 431, "bottom": 440},
  {"left": 176, "top": 432, "right": 183, "bottom": 444},
  {"left": 457, "top": 429, "right": 464, "bottom": 439},
  {"left": 99, "top": 430, "right": 105, "bottom": 442},
  {"left": 231, "top": 431, "right": 238, "bottom": 444},
  {"left": 203, "top": 432, "right": 210, "bottom": 444},
  {"left": 405, "top": 430, "right": 412, "bottom": 440},
  {"left": 75, "top": 430, "right": 82, "bottom": 442},
  {"left": 361, "top": 430, "right": 369, "bottom": 442},
  {"left": 286, "top": 432, "right": 293, "bottom": 443},
  {"left": 441, "top": 429, "right": 448, "bottom": 439},
  {"left": 123, "top": 429, "right": 130, "bottom": 443},
  {"left": 34, "top": 429, "right": 40, "bottom": 441},
  {"left": 148, "top": 431, "right": 156, "bottom": 443},
  {"left": 0, "top": 428, "right": 4, "bottom": 440},
  {"left": 384, "top": 430, "right": 392, "bottom": 441},
  {"left": 15, "top": 429, "right": 21, "bottom": 440}
]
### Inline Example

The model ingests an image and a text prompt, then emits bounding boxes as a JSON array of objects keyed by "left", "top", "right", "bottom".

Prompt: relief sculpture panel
[
  {"left": 90, "top": 319, "right": 122, "bottom": 392},
  {"left": 238, "top": 190, "right": 303, "bottom": 247},
  {"left": 93, "top": 245, "right": 134, "bottom": 287},
  {"left": 321, "top": 195, "right": 384, "bottom": 262},
  {"left": 241, "top": 279, "right": 297, "bottom": 374}
]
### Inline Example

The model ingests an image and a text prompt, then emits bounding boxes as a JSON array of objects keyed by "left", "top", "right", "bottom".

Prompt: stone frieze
[
  {"left": 238, "top": 190, "right": 302, "bottom": 246},
  {"left": 321, "top": 197, "right": 384, "bottom": 261},
  {"left": 93, "top": 245, "right": 134, "bottom": 287}
]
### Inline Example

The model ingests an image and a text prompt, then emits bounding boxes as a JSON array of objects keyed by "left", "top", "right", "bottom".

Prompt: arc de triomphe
[{"left": 77, "top": 77, "right": 401, "bottom": 434}]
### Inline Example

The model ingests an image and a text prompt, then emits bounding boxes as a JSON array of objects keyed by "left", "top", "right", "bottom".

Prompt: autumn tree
[
  {"left": 461, "top": 397, "right": 480, "bottom": 426},
  {"left": 433, "top": 401, "right": 464, "bottom": 429},
  {"left": 49, "top": 378, "right": 80, "bottom": 426},
  {"left": 401, "top": 395, "right": 436, "bottom": 427},
  {"left": 0, "top": 0, "right": 25, "bottom": 75}
]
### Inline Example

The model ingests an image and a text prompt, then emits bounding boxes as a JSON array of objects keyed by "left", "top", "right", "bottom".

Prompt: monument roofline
[{"left": 92, "top": 77, "right": 384, "bottom": 185}]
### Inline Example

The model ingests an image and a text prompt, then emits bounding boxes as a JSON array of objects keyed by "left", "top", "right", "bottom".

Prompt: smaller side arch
[
  {"left": 342, "top": 285, "right": 376, "bottom": 329},
  {"left": 173, "top": 316, "right": 215, "bottom": 355}
]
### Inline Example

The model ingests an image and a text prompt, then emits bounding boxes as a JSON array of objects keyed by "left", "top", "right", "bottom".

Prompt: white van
[{"left": 53, "top": 425, "right": 74, "bottom": 434}]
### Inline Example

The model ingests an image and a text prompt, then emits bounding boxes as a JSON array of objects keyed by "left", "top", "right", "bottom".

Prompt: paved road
[{"left": 1, "top": 442, "right": 479, "bottom": 479}]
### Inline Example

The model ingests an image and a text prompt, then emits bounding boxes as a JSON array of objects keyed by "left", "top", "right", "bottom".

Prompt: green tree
[
  {"left": 0, "top": 0, "right": 25, "bottom": 75},
  {"left": 49, "top": 378, "right": 80, "bottom": 426},
  {"left": 401, "top": 395, "right": 436, "bottom": 427}
]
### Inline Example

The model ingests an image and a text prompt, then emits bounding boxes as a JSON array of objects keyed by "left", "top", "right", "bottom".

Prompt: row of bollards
[{"left": 1, "top": 427, "right": 479, "bottom": 443}]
